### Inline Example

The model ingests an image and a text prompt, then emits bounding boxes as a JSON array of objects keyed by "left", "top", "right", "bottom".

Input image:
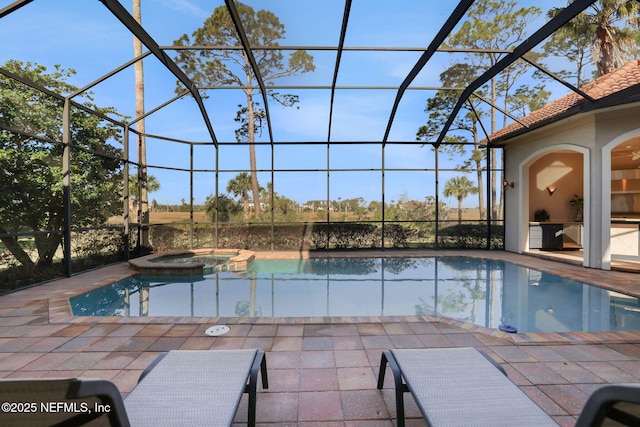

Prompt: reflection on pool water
[{"left": 70, "top": 257, "right": 640, "bottom": 333}]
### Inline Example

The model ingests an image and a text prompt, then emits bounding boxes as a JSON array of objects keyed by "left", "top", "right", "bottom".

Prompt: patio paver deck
[{"left": 0, "top": 250, "right": 639, "bottom": 426}]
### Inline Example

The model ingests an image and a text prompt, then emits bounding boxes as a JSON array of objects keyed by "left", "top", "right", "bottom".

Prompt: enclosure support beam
[
  {"left": 98, "top": 0, "right": 218, "bottom": 146},
  {"left": 383, "top": 0, "right": 475, "bottom": 143},
  {"left": 215, "top": 148, "right": 220, "bottom": 248},
  {"left": 326, "top": 143, "right": 331, "bottom": 250},
  {"left": 270, "top": 145, "right": 275, "bottom": 252},
  {"left": 224, "top": 0, "right": 274, "bottom": 144},
  {"left": 435, "top": 0, "right": 598, "bottom": 145},
  {"left": 69, "top": 51, "right": 152, "bottom": 101},
  {"left": 62, "top": 98, "right": 72, "bottom": 277},
  {"left": 487, "top": 146, "right": 493, "bottom": 246},
  {"left": 521, "top": 56, "right": 596, "bottom": 103},
  {"left": 123, "top": 127, "right": 130, "bottom": 260},
  {"left": 486, "top": 147, "right": 492, "bottom": 249},
  {"left": 190, "top": 144, "right": 194, "bottom": 249},
  {"left": 434, "top": 147, "right": 439, "bottom": 250},
  {"left": 327, "top": 0, "right": 352, "bottom": 142},
  {"left": 381, "top": 143, "right": 385, "bottom": 249},
  {"left": 0, "top": 0, "right": 34, "bottom": 19}
]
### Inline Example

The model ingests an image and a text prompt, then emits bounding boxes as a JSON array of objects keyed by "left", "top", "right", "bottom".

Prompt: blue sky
[{"left": 0, "top": 0, "right": 581, "bottom": 206}]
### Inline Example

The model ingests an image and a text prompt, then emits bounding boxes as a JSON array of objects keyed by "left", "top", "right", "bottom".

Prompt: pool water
[{"left": 70, "top": 257, "right": 640, "bottom": 333}]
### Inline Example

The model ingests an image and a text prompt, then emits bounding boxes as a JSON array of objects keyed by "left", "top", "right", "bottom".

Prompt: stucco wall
[
  {"left": 503, "top": 115, "right": 595, "bottom": 256},
  {"left": 503, "top": 103, "right": 640, "bottom": 269},
  {"left": 595, "top": 107, "right": 640, "bottom": 148},
  {"left": 528, "top": 152, "right": 583, "bottom": 222}
]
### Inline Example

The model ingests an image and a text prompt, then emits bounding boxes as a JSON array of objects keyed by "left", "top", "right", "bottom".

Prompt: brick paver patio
[{"left": 0, "top": 250, "right": 639, "bottom": 426}]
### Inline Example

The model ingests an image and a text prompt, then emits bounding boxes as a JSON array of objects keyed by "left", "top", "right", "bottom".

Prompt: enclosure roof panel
[{"left": 2, "top": 0, "right": 640, "bottom": 146}]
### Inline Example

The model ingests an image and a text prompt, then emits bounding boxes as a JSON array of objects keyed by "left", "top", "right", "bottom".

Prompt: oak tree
[{"left": 0, "top": 61, "right": 123, "bottom": 270}]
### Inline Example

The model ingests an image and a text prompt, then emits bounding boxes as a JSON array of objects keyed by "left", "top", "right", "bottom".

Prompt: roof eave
[
  {"left": 490, "top": 90, "right": 640, "bottom": 147},
  {"left": 488, "top": 107, "right": 583, "bottom": 147}
]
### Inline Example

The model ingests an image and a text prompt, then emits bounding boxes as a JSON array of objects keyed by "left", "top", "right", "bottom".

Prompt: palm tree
[
  {"left": 128, "top": 174, "right": 160, "bottom": 201},
  {"left": 549, "top": 1, "right": 640, "bottom": 77},
  {"left": 226, "top": 173, "right": 253, "bottom": 220},
  {"left": 260, "top": 182, "right": 274, "bottom": 208},
  {"left": 443, "top": 176, "right": 479, "bottom": 224}
]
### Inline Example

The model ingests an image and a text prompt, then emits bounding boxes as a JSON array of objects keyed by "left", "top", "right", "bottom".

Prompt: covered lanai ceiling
[{"left": 1, "top": 0, "right": 640, "bottom": 149}]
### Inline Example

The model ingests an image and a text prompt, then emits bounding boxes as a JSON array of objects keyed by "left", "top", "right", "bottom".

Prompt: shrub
[
  {"left": 147, "top": 221, "right": 502, "bottom": 252},
  {"left": 149, "top": 224, "right": 191, "bottom": 251},
  {"left": 309, "top": 223, "right": 380, "bottom": 249},
  {"left": 438, "top": 223, "right": 504, "bottom": 249},
  {"left": 383, "top": 223, "right": 416, "bottom": 248}
]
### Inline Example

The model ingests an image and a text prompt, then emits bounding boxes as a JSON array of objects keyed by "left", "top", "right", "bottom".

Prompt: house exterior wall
[
  {"left": 596, "top": 106, "right": 640, "bottom": 268},
  {"left": 503, "top": 115, "right": 595, "bottom": 265},
  {"left": 504, "top": 103, "right": 640, "bottom": 269}
]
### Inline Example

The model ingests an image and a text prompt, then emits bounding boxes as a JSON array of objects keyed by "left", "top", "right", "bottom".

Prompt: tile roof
[{"left": 489, "top": 59, "right": 640, "bottom": 142}]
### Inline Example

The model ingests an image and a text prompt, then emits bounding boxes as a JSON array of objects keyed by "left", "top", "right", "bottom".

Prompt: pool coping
[
  {"left": 128, "top": 248, "right": 255, "bottom": 275},
  {"left": 46, "top": 249, "right": 640, "bottom": 345}
]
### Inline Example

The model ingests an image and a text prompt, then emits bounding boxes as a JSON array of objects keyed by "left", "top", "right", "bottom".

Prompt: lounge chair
[
  {"left": 574, "top": 383, "right": 640, "bottom": 427},
  {"left": 377, "top": 347, "right": 640, "bottom": 427},
  {"left": 0, "top": 349, "right": 268, "bottom": 427}
]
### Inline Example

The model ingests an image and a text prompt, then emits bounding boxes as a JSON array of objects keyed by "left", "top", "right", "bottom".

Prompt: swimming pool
[{"left": 70, "top": 257, "right": 640, "bottom": 333}]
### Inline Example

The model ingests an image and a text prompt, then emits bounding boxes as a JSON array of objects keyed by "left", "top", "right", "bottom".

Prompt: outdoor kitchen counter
[{"left": 610, "top": 220, "right": 640, "bottom": 261}]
